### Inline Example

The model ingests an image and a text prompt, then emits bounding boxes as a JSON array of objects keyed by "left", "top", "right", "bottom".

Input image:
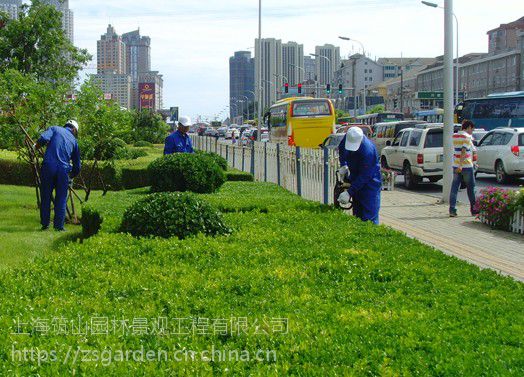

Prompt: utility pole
[
  {"left": 400, "top": 53, "right": 404, "bottom": 114},
  {"left": 257, "top": 0, "right": 262, "bottom": 141},
  {"left": 442, "top": 0, "right": 454, "bottom": 203}
]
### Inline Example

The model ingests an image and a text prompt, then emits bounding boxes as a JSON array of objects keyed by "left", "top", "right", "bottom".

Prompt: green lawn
[
  {"left": 0, "top": 185, "right": 83, "bottom": 269},
  {"left": 0, "top": 182, "right": 523, "bottom": 375}
]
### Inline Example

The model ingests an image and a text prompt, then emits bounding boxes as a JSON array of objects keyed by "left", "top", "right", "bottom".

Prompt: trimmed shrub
[
  {"left": 196, "top": 150, "right": 228, "bottom": 171},
  {"left": 226, "top": 170, "right": 254, "bottom": 182},
  {"left": 133, "top": 140, "right": 154, "bottom": 148},
  {"left": 148, "top": 153, "right": 225, "bottom": 193},
  {"left": 120, "top": 192, "right": 230, "bottom": 239}
]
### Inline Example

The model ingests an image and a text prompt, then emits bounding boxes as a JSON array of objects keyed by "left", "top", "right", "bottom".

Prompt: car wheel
[
  {"left": 381, "top": 156, "right": 389, "bottom": 169},
  {"left": 403, "top": 162, "right": 419, "bottom": 190},
  {"left": 495, "top": 160, "right": 509, "bottom": 184}
]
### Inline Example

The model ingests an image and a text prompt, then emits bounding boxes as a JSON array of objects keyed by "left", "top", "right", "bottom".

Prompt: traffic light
[
  {"left": 298, "top": 83, "right": 302, "bottom": 94},
  {"left": 284, "top": 83, "right": 289, "bottom": 93},
  {"left": 326, "top": 84, "right": 331, "bottom": 94},
  {"left": 338, "top": 84, "right": 343, "bottom": 94}
]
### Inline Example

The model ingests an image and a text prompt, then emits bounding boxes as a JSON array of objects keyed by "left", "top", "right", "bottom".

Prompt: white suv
[
  {"left": 475, "top": 128, "right": 524, "bottom": 183},
  {"left": 381, "top": 124, "right": 445, "bottom": 189}
]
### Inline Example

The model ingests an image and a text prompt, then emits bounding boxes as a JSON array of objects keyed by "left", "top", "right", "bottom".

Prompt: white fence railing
[
  {"left": 191, "top": 136, "right": 391, "bottom": 206},
  {"left": 510, "top": 210, "right": 524, "bottom": 235}
]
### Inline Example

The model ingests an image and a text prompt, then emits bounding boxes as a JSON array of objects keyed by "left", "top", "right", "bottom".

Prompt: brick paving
[{"left": 380, "top": 190, "right": 524, "bottom": 282}]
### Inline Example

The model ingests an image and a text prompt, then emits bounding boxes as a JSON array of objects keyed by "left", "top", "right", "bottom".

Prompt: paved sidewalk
[{"left": 380, "top": 190, "right": 524, "bottom": 282}]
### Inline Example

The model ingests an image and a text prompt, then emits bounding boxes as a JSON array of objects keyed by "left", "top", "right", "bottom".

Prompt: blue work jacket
[
  {"left": 38, "top": 126, "right": 81, "bottom": 177},
  {"left": 164, "top": 130, "right": 194, "bottom": 154},
  {"left": 338, "top": 136, "right": 382, "bottom": 197}
]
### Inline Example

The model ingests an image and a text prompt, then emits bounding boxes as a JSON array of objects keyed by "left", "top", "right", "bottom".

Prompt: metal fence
[{"left": 191, "top": 136, "right": 393, "bottom": 205}]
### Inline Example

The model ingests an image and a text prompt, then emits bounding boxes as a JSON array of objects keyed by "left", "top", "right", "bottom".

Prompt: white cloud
[{"left": 70, "top": 0, "right": 524, "bottom": 120}]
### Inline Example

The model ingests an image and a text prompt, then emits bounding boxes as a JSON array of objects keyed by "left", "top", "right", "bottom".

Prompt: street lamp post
[
  {"left": 309, "top": 53, "right": 331, "bottom": 99},
  {"left": 240, "top": 95, "right": 250, "bottom": 121},
  {"left": 339, "top": 36, "right": 367, "bottom": 114},
  {"left": 290, "top": 64, "right": 306, "bottom": 96},
  {"left": 257, "top": 0, "right": 262, "bottom": 141},
  {"left": 421, "top": 1, "right": 459, "bottom": 106}
]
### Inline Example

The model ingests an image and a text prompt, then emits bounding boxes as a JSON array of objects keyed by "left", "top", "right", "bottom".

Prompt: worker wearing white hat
[
  {"left": 164, "top": 115, "right": 194, "bottom": 154},
  {"left": 337, "top": 127, "right": 382, "bottom": 224}
]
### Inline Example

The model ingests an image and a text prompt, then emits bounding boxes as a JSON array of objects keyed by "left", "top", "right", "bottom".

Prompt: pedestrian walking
[
  {"left": 337, "top": 127, "right": 382, "bottom": 224},
  {"left": 449, "top": 120, "right": 478, "bottom": 217},
  {"left": 35, "top": 120, "right": 81, "bottom": 231},
  {"left": 164, "top": 115, "right": 194, "bottom": 155}
]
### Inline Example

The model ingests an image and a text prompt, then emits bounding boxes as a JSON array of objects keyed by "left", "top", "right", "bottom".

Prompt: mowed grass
[
  {"left": 0, "top": 185, "right": 83, "bottom": 268},
  {"left": 0, "top": 182, "right": 523, "bottom": 375}
]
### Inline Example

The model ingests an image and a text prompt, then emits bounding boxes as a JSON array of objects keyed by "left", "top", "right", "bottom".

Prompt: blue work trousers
[
  {"left": 352, "top": 188, "right": 381, "bottom": 225},
  {"left": 40, "top": 165, "right": 70, "bottom": 230}
]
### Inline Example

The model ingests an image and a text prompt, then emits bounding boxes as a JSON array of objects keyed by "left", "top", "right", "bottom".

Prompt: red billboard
[{"left": 139, "top": 83, "right": 155, "bottom": 109}]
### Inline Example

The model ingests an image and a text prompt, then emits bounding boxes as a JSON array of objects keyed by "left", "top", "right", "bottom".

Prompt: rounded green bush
[
  {"left": 148, "top": 153, "right": 226, "bottom": 193},
  {"left": 195, "top": 151, "right": 228, "bottom": 171},
  {"left": 120, "top": 192, "right": 230, "bottom": 239}
]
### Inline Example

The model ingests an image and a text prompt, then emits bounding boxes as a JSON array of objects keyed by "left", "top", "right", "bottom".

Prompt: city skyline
[{"left": 66, "top": 0, "right": 524, "bottom": 119}]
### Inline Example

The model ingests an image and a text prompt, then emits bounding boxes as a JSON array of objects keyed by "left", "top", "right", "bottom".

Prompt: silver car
[{"left": 475, "top": 128, "right": 524, "bottom": 183}]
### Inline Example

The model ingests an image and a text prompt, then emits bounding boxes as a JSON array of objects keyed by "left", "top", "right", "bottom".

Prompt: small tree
[
  {"left": 366, "top": 105, "right": 385, "bottom": 114},
  {"left": 131, "top": 110, "right": 169, "bottom": 144}
]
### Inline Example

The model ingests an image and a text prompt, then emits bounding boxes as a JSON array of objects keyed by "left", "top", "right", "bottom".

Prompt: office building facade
[
  {"left": 229, "top": 51, "right": 255, "bottom": 120},
  {"left": 282, "top": 42, "right": 304, "bottom": 86},
  {"left": 0, "top": 0, "right": 21, "bottom": 20},
  {"left": 122, "top": 29, "right": 152, "bottom": 109},
  {"left": 42, "top": 0, "right": 74, "bottom": 43},
  {"left": 255, "top": 38, "right": 282, "bottom": 111},
  {"left": 315, "top": 44, "right": 341, "bottom": 85},
  {"left": 97, "top": 25, "right": 127, "bottom": 75},
  {"left": 92, "top": 74, "right": 131, "bottom": 109},
  {"left": 304, "top": 56, "right": 316, "bottom": 82}
]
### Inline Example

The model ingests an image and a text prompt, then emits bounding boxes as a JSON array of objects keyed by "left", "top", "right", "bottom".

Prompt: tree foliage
[
  {"left": 0, "top": 0, "right": 90, "bottom": 84},
  {"left": 131, "top": 110, "right": 169, "bottom": 144}
]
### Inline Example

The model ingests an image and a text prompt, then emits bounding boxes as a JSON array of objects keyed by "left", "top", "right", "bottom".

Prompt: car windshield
[
  {"left": 424, "top": 130, "right": 443, "bottom": 148},
  {"left": 519, "top": 134, "right": 524, "bottom": 146}
]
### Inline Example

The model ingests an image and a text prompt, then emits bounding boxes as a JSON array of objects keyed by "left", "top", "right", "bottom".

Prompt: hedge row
[{"left": 0, "top": 156, "right": 253, "bottom": 190}]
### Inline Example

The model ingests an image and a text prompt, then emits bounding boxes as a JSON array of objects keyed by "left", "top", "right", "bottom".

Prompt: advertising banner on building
[{"left": 139, "top": 83, "right": 155, "bottom": 109}]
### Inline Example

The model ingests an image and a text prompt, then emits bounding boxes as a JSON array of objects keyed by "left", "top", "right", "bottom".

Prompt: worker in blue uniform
[
  {"left": 35, "top": 120, "right": 81, "bottom": 231},
  {"left": 337, "top": 127, "right": 382, "bottom": 225},
  {"left": 164, "top": 115, "right": 194, "bottom": 155}
]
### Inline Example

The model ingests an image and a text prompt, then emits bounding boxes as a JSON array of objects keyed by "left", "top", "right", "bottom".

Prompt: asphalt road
[{"left": 395, "top": 173, "right": 524, "bottom": 203}]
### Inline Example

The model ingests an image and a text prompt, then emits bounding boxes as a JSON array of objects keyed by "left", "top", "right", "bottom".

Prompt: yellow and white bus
[{"left": 266, "top": 97, "right": 336, "bottom": 148}]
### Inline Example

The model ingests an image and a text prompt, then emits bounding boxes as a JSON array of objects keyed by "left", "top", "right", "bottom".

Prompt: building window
[{"left": 364, "top": 69, "right": 368, "bottom": 73}]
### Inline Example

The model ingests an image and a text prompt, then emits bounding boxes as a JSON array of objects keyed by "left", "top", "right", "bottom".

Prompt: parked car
[
  {"left": 475, "top": 127, "right": 524, "bottom": 183},
  {"left": 472, "top": 129, "right": 488, "bottom": 146},
  {"left": 240, "top": 130, "right": 253, "bottom": 147},
  {"left": 217, "top": 127, "right": 228, "bottom": 138},
  {"left": 204, "top": 128, "right": 218, "bottom": 138},
  {"left": 197, "top": 126, "right": 208, "bottom": 136},
  {"left": 372, "top": 121, "right": 426, "bottom": 153},
  {"left": 320, "top": 133, "right": 345, "bottom": 150},
  {"left": 381, "top": 124, "right": 445, "bottom": 189}
]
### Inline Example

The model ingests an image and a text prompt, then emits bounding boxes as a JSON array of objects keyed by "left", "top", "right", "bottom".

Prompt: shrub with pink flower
[{"left": 476, "top": 187, "right": 516, "bottom": 230}]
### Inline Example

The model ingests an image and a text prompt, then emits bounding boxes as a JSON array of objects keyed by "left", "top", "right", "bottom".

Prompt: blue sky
[{"left": 68, "top": 0, "right": 523, "bottom": 120}]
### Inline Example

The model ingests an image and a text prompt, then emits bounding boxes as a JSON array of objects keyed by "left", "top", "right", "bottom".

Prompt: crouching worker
[
  {"left": 35, "top": 120, "right": 81, "bottom": 231},
  {"left": 338, "top": 127, "right": 382, "bottom": 225},
  {"left": 164, "top": 115, "right": 194, "bottom": 155}
]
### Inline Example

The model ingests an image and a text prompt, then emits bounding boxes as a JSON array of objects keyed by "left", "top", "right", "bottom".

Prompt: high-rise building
[
  {"left": 94, "top": 25, "right": 131, "bottom": 108},
  {"left": 97, "top": 25, "right": 127, "bottom": 74},
  {"left": 255, "top": 38, "right": 282, "bottom": 110},
  {"left": 92, "top": 74, "right": 131, "bottom": 109},
  {"left": 282, "top": 42, "right": 304, "bottom": 86},
  {"left": 0, "top": 0, "right": 22, "bottom": 20},
  {"left": 42, "top": 0, "right": 74, "bottom": 43},
  {"left": 229, "top": 51, "right": 255, "bottom": 121},
  {"left": 304, "top": 56, "right": 316, "bottom": 82},
  {"left": 315, "top": 44, "right": 341, "bottom": 85},
  {"left": 122, "top": 29, "right": 151, "bottom": 109},
  {"left": 138, "top": 71, "right": 163, "bottom": 111}
]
